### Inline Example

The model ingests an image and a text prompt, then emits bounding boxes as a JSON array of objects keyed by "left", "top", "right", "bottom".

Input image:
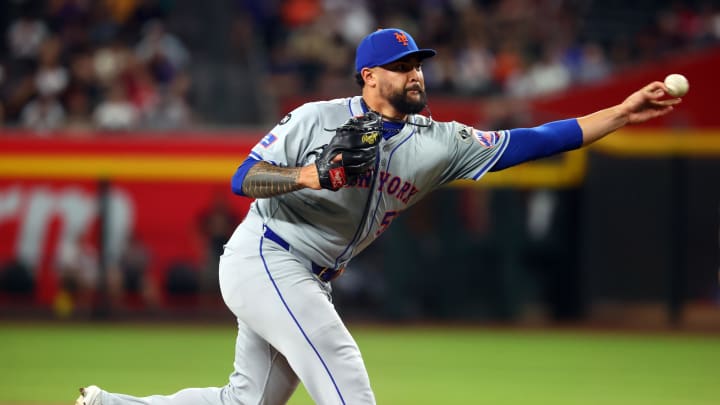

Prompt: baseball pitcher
[{"left": 76, "top": 28, "right": 682, "bottom": 405}]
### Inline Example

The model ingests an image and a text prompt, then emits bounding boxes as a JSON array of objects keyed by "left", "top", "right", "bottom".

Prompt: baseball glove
[{"left": 316, "top": 111, "right": 382, "bottom": 190}]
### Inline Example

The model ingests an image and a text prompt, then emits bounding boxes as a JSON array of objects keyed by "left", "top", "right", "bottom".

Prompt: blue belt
[{"left": 263, "top": 225, "right": 345, "bottom": 282}]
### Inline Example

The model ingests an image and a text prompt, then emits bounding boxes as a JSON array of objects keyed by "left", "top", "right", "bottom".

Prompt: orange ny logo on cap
[{"left": 394, "top": 32, "right": 409, "bottom": 46}]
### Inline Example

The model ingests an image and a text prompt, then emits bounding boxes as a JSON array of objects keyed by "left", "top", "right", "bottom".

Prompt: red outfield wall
[{"left": 0, "top": 133, "right": 260, "bottom": 305}]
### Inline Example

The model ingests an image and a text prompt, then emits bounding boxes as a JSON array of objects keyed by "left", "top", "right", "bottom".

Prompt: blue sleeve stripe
[
  {"left": 473, "top": 130, "right": 511, "bottom": 180},
  {"left": 490, "top": 118, "right": 583, "bottom": 171},
  {"left": 249, "top": 151, "right": 263, "bottom": 160},
  {"left": 231, "top": 157, "right": 261, "bottom": 196}
]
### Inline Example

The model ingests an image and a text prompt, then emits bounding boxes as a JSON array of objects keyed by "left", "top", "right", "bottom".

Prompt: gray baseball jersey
[
  {"left": 89, "top": 96, "right": 509, "bottom": 405},
  {"left": 238, "top": 95, "right": 509, "bottom": 269}
]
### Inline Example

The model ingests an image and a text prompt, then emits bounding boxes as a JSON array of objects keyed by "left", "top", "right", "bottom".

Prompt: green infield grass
[{"left": 0, "top": 322, "right": 718, "bottom": 404}]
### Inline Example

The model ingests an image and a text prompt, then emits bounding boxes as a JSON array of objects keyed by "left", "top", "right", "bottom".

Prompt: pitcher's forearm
[
  {"left": 577, "top": 105, "right": 629, "bottom": 146},
  {"left": 242, "top": 161, "right": 320, "bottom": 198}
]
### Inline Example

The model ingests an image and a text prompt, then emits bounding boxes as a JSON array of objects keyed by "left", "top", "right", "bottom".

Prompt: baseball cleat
[{"left": 75, "top": 385, "right": 101, "bottom": 405}]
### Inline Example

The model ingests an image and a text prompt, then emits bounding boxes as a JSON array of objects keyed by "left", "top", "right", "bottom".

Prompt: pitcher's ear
[{"left": 361, "top": 68, "right": 377, "bottom": 87}]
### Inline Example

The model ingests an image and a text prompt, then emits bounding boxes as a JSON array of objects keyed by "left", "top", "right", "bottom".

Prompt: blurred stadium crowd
[
  {"left": 1, "top": 0, "right": 192, "bottom": 132},
  {"left": 1, "top": 0, "right": 719, "bottom": 130}
]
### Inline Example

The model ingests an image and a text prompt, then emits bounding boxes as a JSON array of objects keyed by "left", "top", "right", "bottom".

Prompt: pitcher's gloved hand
[{"left": 315, "top": 111, "right": 382, "bottom": 190}]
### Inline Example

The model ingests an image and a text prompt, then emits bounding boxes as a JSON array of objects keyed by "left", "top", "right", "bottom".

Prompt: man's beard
[{"left": 387, "top": 87, "right": 427, "bottom": 115}]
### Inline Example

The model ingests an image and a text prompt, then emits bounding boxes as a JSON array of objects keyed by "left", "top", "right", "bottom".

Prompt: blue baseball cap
[{"left": 355, "top": 28, "right": 436, "bottom": 73}]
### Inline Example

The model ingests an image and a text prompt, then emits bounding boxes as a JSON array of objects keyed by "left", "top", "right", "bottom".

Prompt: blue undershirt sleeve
[
  {"left": 230, "top": 157, "right": 261, "bottom": 196},
  {"left": 490, "top": 118, "right": 583, "bottom": 171}
]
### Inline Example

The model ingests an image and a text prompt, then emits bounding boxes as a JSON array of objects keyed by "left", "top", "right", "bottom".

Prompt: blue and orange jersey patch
[{"left": 474, "top": 130, "right": 502, "bottom": 148}]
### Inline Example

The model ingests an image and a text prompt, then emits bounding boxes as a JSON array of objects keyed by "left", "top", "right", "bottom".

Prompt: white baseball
[{"left": 664, "top": 73, "right": 689, "bottom": 97}]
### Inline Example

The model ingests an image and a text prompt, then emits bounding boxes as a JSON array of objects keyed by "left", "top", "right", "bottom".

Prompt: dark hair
[{"left": 355, "top": 72, "right": 364, "bottom": 88}]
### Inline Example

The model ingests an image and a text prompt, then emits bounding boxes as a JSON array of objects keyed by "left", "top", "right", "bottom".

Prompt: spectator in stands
[
  {"left": 324, "top": 1, "right": 375, "bottom": 45},
  {"left": 507, "top": 42, "right": 572, "bottom": 97},
  {"left": 35, "top": 36, "right": 69, "bottom": 99},
  {"left": 109, "top": 232, "right": 159, "bottom": 309},
  {"left": 144, "top": 71, "right": 193, "bottom": 129},
  {"left": 56, "top": 232, "right": 99, "bottom": 312},
  {"left": 20, "top": 94, "right": 66, "bottom": 131},
  {"left": 93, "top": 41, "right": 132, "bottom": 86},
  {"left": 66, "top": 49, "right": 102, "bottom": 115},
  {"left": 92, "top": 81, "right": 138, "bottom": 130},
  {"left": 135, "top": 19, "right": 189, "bottom": 85},
  {"left": 491, "top": 38, "right": 523, "bottom": 91},
  {"left": 123, "top": 54, "right": 160, "bottom": 121},
  {"left": 6, "top": 5, "right": 49, "bottom": 68},
  {"left": 63, "top": 86, "right": 94, "bottom": 132},
  {"left": 576, "top": 42, "right": 611, "bottom": 84},
  {"left": 46, "top": 0, "right": 93, "bottom": 55},
  {"left": 196, "top": 191, "right": 238, "bottom": 294},
  {"left": 453, "top": 34, "right": 496, "bottom": 95}
]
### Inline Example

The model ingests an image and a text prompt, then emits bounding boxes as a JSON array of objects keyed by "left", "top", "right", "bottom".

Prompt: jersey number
[{"left": 376, "top": 211, "right": 399, "bottom": 236}]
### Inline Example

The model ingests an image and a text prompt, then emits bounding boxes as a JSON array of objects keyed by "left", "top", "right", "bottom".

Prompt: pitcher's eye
[{"left": 383, "top": 62, "right": 422, "bottom": 73}]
